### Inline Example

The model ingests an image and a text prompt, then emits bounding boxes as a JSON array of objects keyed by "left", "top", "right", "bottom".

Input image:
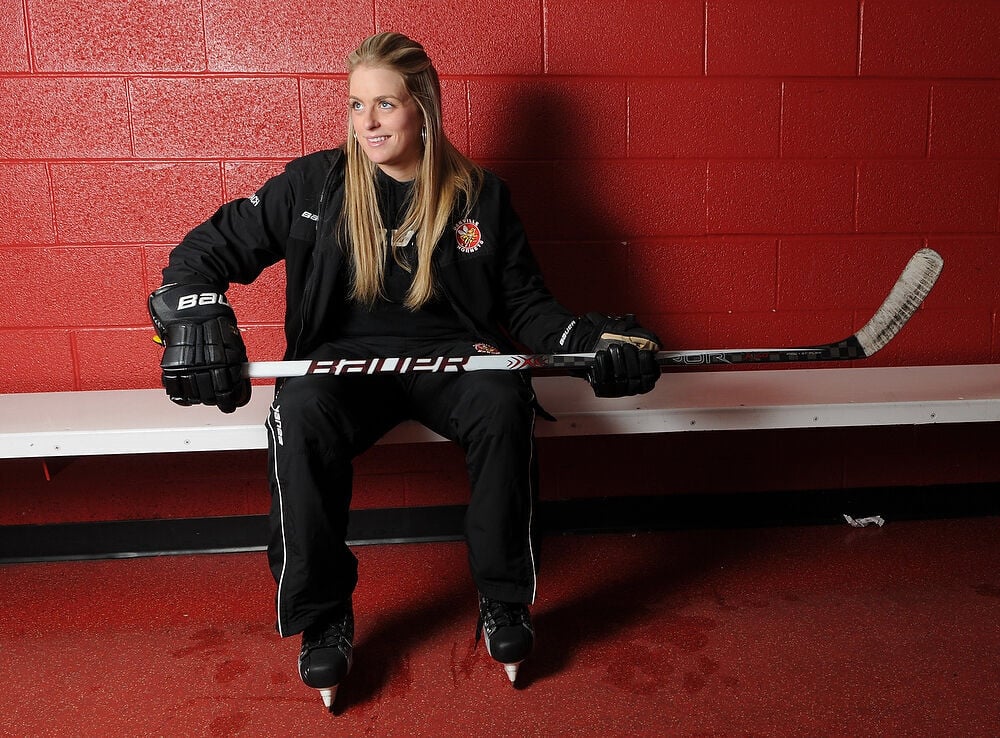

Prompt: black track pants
[{"left": 265, "top": 342, "right": 539, "bottom": 637}]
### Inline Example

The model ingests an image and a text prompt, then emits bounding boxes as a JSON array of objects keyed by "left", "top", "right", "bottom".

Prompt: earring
[{"left": 421, "top": 127, "right": 426, "bottom": 146}]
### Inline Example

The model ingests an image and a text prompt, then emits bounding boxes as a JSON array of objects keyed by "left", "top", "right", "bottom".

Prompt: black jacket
[{"left": 162, "top": 148, "right": 576, "bottom": 360}]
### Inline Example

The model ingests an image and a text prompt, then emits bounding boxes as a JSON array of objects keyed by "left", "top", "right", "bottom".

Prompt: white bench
[{"left": 3, "top": 364, "right": 1000, "bottom": 459}]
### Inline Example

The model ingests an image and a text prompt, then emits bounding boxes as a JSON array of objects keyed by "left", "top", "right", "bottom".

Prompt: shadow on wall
[{"left": 475, "top": 84, "right": 633, "bottom": 320}]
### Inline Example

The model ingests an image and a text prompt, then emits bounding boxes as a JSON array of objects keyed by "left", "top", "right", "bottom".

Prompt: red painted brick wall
[{"left": 2, "top": 1, "right": 999, "bottom": 524}]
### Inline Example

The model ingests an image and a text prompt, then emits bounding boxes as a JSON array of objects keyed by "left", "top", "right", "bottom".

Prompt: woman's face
[{"left": 349, "top": 65, "right": 424, "bottom": 181}]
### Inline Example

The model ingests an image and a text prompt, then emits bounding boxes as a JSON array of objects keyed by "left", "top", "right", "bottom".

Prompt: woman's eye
[
  {"left": 350, "top": 101, "right": 363, "bottom": 111},
  {"left": 379, "top": 100, "right": 393, "bottom": 109}
]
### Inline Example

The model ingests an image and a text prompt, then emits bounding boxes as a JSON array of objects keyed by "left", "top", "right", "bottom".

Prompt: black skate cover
[
  {"left": 298, "top": 605, "right": 354, "bottom": 689},
  {"left": 477, "top": 593, "right": 534, "bottom": 665}
]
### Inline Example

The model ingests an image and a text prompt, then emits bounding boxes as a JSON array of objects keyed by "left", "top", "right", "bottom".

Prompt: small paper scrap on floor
[{"left": 843, "top": 514, "right": 885, "bottom": 528}]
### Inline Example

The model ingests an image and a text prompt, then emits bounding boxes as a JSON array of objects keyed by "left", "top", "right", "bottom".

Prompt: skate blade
[
  {"left": 319, "top": 686, "right": 337, "bottom": 709},
  {"left": 503, "top": 662, "right": 521, "bottom": 684}
]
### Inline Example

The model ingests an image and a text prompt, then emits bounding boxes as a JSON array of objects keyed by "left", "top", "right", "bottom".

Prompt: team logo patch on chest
[{"left": 454, "top": 219, "right": 484, "bottom": 253}]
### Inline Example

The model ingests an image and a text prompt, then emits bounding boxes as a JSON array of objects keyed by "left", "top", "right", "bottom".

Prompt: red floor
[{"left": 2, "top": 518, "right": 999, "bottom": 736}]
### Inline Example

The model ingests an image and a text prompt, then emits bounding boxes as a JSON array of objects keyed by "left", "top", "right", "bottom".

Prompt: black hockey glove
[
  {"left": 148, "top": 283, "right": 251, "bottom": 413},
  {"left": 563, "top": 313, "right": 662, "bottom": 398}
]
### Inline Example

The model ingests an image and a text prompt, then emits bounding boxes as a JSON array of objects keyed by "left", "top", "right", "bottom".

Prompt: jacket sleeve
[
  {"left": 161, "top": 166, "right": 297, "bottom": 289},
  {"left": 494, "top": 182, "right": 576, "bottom": 353}
]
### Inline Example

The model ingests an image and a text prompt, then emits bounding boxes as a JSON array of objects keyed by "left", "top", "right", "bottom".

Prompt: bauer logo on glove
[{"left": 176, "top": 291, "right": 230, "bottom": 311}]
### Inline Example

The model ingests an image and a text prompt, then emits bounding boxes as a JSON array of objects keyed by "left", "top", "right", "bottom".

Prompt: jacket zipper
[{"left": 291, "top": 157, "right": 341, "bottom": 359}]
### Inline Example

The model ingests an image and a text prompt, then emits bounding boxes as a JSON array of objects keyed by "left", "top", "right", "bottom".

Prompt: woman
[{"left": 149, "top": 32, "right": 660, "bottom": 709}]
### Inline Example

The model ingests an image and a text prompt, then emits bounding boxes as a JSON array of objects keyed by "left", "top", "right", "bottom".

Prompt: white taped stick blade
[{"left": 854, "top": 248, "right": 943, "bottom": 357}]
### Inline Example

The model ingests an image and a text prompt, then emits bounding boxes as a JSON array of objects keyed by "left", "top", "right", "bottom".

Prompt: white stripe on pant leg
[
  {"left": 266, "top": 405, "right": 291, "bottom": 638},
  {"left": 527, "top": 405, "right": 537, "bottom": 604}
]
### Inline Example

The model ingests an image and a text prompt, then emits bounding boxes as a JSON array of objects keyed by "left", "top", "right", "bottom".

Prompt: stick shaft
[{"left": 244, "top": 340, "right": 860, "bottom": 378}]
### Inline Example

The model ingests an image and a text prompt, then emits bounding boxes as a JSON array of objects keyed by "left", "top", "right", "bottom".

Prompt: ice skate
[
  {"left": 298, "top": 603, "right": 354, "bottom": 710},
  {"left": 476, "top": 593, "right": 534, "bottom": 684}
]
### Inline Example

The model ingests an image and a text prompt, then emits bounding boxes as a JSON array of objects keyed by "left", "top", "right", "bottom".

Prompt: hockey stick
[{"left": 244, "top": 248, "right": 943, "bottom": 379}]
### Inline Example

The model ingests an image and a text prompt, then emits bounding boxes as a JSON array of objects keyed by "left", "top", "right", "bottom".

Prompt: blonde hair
[{"left": 344, "top": 32, "right": 483, "bottom": 309}]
